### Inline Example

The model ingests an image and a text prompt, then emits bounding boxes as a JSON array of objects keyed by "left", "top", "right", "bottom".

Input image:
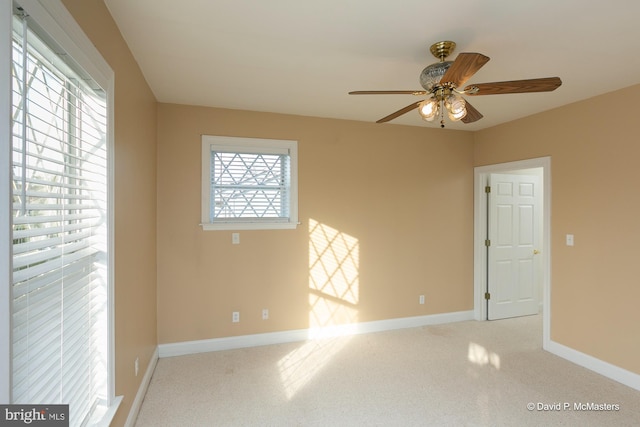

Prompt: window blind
[
  {"left": 210, "top": 150, "right": 291, "bottom": 221},
  {"left": 11, "top": 11, "right": 108, "bottom": 427}
]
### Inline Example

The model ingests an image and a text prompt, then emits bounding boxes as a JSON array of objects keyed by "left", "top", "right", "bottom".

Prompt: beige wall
[
  {"left": 157, "top": 104, "right": 475, "bottom": 344},
  {"left": 61, "top": 1, "right": 158, "bottom": 426},
  {"left": 474, "top": 85, "right": 640, "bottom": 375},
  {"left": 52, "top": 2, "right": 640, "bottom": 425}
]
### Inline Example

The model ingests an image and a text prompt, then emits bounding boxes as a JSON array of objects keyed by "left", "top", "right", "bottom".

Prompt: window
[
  {"left": 201, "top": 135, "right": 298, "bottom": 230},
  {"left": 2, "top": 1, "right": 119, "bottom": 425}
]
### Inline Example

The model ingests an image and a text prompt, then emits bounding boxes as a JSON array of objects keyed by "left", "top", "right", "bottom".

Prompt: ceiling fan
[{"left": 349, "top": 41, "right": 562, "bottom": 128}]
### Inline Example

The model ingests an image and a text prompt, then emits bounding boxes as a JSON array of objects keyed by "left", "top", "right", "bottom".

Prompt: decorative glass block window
[{"left": 201, "top": 135, "right": 298, "bottom": 230}]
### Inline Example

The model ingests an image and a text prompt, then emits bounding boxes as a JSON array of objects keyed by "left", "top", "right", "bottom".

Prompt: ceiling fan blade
[
  {"left": 349, "top": 90, "right": 427, "bottom": 95},
  {"left": 464, "top": 77, "right": 562, "bottom": 96},
  {"left": 440, "top": 52, "right": 490, "bottom": 88},
  {"left": 376, "top": 101, "right": 421, "bottom": 123},
  {"left": 461, "top": 100, "right": 483, "bottom": 124}
]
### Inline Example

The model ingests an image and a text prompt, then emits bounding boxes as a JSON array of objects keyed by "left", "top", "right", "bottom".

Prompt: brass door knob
[{"left": 533, "top": 249, "right": 540, "bottom": 255}]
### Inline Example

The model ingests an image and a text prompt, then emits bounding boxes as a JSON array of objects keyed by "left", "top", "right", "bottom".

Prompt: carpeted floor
[{"left": 135, "top": 315, "right": 640, "bottom": 426}]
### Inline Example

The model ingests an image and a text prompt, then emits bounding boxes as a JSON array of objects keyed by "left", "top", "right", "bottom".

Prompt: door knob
[{"left": 533, "top": 249, "right": 540, "bottom": 255}]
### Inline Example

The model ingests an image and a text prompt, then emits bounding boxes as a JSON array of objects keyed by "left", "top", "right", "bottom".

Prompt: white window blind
[
  {"left": 212, "top": 150, "right": 289, "bottom": 219},
  {"left": 201, "top": 136, "right": 298, "bottom": 230},
  {"left": 10, "top": 8, "right": 110, "bottom": 426}
]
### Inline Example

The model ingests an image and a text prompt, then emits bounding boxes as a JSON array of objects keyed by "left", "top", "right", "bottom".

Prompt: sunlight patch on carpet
[
  {"left": 468, "top": 342, "right": 501, "bottom": 370},
  {"left": 277, "top": 219, "right": 360, "bottom": 400}
]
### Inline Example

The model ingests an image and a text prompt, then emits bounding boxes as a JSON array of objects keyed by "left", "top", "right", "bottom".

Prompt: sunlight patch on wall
[
  {"left": 308, "top": 218, "right": 359, "bottom": 328},
  {"left": 468, "top": 342, "right": 501, "bottom": 370},
  {"left": 277, "top": 219, "right": 360, "bottom": 400}
]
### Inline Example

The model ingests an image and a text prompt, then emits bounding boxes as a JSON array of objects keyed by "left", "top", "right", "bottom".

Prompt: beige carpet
[{"left": 135, "top": 315, "right": 640, "bottom": 426}]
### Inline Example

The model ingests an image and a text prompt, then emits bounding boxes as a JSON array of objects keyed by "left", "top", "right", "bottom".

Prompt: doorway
[{"left": 474, "top": 157, "right": 551, "bottom": 348}]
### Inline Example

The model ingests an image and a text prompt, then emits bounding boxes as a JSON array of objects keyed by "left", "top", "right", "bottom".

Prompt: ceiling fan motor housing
[{"left": 420, "top": 61, "right": 452, "bottom": 91}]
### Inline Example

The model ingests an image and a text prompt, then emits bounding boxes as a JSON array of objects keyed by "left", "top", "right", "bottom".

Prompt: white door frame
[{"left": 474, "top": 157, "right": 551, "bottom": 349}]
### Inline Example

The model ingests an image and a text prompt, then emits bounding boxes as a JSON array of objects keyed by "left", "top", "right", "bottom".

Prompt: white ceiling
[{"left": 103, "top": 0, "right": 640, "bottom": 131}]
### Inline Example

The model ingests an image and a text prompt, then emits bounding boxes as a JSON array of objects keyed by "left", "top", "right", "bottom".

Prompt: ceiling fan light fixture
[
  {"left": 444, "top": 93, "right": 465, "bottom": 112},
  {"left": 444, "top": 94, "right": 467, "bottom": 121},
  {"left": 418, "top": 97, "right": 439, "bottom": 121},
  {"left": 448, "top": 106, "right": 467, "bottom": 121}
]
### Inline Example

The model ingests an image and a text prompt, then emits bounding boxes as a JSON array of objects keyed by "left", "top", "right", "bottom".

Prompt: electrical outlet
[
  {"left": 232, "top": 233, "right": 240, "bottom": 244},
  {"left": 134, "top": 357, "right": 139, "bottom": 377},
  {"left": 262, "top": 308, "right": 269, "bottom": 320},
  {"left": 232, "top": 311, "right": 240, "bottom": 323},
  {"left": 419, "top": 295, "right": 425, "bottom": 305}
]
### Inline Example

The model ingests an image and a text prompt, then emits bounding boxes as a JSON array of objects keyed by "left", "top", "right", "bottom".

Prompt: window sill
[
  {"left": 200, "top": 222, "right": 299, "bottom": 231},
  {"left": 90, "top": 395, "right": 122, "bottom": 427}
]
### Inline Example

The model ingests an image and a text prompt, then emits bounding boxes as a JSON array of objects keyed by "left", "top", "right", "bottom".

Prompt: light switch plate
[{"left": 566, "top": 234, "right": 574, "bottom": 246}]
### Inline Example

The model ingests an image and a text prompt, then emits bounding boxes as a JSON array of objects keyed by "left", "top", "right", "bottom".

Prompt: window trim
[
  {"left": 1, "top": 0, "right": 121, "bottom": 422},
  {"left": 1, "top": 1, "right": 12, "bottom": 404},
  {"left": 201, "top": 135, "right": 298, "bottom": 231}
]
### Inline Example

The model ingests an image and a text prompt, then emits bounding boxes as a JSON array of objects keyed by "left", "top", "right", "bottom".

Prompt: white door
[{"left": 487, "top": 173, "right": 542, "bottom": 320}]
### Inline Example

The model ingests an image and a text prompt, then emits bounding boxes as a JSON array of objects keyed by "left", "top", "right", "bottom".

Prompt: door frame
[{"left": 473, "top": 157, "right": 551, "bottom": 348}]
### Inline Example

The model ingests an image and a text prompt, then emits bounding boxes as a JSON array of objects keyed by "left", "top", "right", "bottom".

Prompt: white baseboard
[
  {"left": 158, "top": 310, "right": 475, "bottom": 358},
  {"left": 124, "top": 347, "right": 159, "bottom": 427},
  {"left": 546, "top": 340, "right": 640, "bottom": 392}
]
